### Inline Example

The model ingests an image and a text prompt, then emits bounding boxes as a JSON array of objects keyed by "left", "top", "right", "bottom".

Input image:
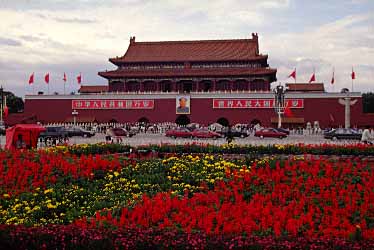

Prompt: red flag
[
  {"left": 331, "top": 70, "right": 335, "bottom": 85},
  {"left": 77, "top": 73, "right": 82, "bottom": 84},
  {"left": 284, "top": 105, "right": 293, "bottom": 117},
  {"left": 28, "top": 73, "right": 34, "bottom": 85},
  {"left": 288, "top": 69, "right": 296, "bottom": 80},
  {"left": 44, "top": 73, "right": 49, "bottom": 84},
  {"left": 63, "top": 72, "right": 67, "bottom": 82},
  {"left": 3, "top": 106, "right": 8, "bottom": 117},
  {"left": 329, "top": 113, "right": 335, "bottom": 122},
  {"left": 351, "top": 68, "right": 356, "bottom": 80},
  {"left": 3, "top": 95, "right": 8, "bottom": 117},
  {"left": 309, "top": 73, "right": 316, "bottom": 83}
]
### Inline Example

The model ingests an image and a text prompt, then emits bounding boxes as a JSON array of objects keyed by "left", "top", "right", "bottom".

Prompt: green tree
[
  {"left": 362, "top": 93, "right": 374, "bottom": 113},
  {"left": 3, "top": 91, "right": 24, "bottom": 113}
]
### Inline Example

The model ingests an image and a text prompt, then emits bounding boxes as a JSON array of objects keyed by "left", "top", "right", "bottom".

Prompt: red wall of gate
[{"left": 21, "top": 97, "right": 372, "bottom": 128}]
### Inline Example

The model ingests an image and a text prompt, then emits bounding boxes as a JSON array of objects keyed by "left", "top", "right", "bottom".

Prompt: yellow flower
[
  {"left": 47, "top": 203, "right": 57, "bottom": 209},
  {"left": 32, "top": 206, "right": 41, "bottom": 211},
  {"left": 44, "top": 188, "right": 53, "bottom": 194},
  {"left": 113, "top": 171, "right": 120, "bottom": 177},
  {"left": 2, "top": 194, "right": 10, "bottom": 198}
]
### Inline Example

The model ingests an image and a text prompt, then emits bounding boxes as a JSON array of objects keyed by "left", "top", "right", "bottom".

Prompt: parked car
[
  {"left": 218, "top": 127, "right": 249, "bottom": 138},
  {"left": 39, "top": 126, "right": 69, "bottom": 139},
  {"left": 165, "top": 127, "right": 192, "bottom": 138},
  {"left": 186, "top": 123, "right": 200, "bottom": 131},
  {"left": 108, "top": 127, "right": 136, "bottom": 137},
  {"left": 191, "top": 128, "right": 222, "bottom": 139},
  {"left": 66, "top": 127, "right": 95, "bottom": 137},
  {"left": 254, "top": 128, "right": 288, "bottom": 139},
  {"left": 324, "top": 128, "right": 362, "bottom": 140},
  {"left": 274, "top": 127, "right": 290, "bottom": 135}
]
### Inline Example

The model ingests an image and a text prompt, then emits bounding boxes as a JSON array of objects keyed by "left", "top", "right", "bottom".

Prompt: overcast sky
[{"left": 0, "top": 0, "right": 373, "bottom": 97}]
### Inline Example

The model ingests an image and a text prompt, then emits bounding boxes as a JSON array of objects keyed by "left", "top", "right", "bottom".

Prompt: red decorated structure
[
  {"left": 99, "top": 34, "right": 276, "bottom": 93},
  {"left": 7, "top": 34, "right": 374, "bottom": 128}
]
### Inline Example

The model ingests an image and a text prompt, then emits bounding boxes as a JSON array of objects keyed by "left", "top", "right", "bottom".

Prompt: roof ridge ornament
[
  {"left": 251, "top": 33, "right": 259, "bottom": 55},
  {"left": 130, "top": 36, "right": 136, "bottom": 44},
  {"left": 251, "top": 33, "right": 258, "bottom": 40}
]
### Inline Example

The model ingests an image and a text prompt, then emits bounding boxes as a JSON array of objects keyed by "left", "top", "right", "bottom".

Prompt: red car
[
  {"left": 109, "top": 128, "right": 136, "bottom": 137},
  {"left": 254, "top": 128, "right": 288, "bottom": 139},
  {"left": 165, "top": 127, "right": 192, "bottom": 138},
  {"left": 191, "top": 128, "right": 222, "bottom": 139}
]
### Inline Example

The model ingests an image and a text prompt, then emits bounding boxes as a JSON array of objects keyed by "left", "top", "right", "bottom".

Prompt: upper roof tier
[{"left": 110, "top": 33, "right": 265, "bottom": 64}]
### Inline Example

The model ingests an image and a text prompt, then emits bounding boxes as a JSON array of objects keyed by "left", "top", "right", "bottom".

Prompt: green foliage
[
  {"left": 362, "top": 92, "right": 374, "bottom": 114},
  {"left": 4, "top": 91, "right": 24, "bottom": 113}
]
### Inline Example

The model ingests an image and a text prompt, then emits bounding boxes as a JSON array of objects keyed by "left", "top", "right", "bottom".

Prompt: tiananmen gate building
[{"left": 8, "top": 34, "right": 373, "bottom": 128}]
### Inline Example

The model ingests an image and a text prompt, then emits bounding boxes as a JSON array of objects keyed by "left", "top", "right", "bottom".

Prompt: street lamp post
[
  {"left": 274, "top": 84, "right": 286, "bottom": 128},
  {"left": 0, "top": 86, "right": 4, "bottom": 126},
  {"left": 72, "top": 109, "right": 79, "bottom": 127}
]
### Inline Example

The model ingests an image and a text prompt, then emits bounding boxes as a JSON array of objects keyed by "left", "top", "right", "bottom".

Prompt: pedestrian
[
  {"left": 361, "top": 126, "right": 372, "bottom": 144},
  {"left": 16, "top": 134, "right": 27, "bottom": 149},
  {"left": 226, "top": 126, "right": 234, "bottom": 144}
]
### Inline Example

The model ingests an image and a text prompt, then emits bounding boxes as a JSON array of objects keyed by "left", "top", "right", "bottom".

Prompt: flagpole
[
  {"left": 352, "top": 78, "right": 353, "bottom": 92},
  {"left": 332, "top": 67, "right": 335, "bottom": 93},
  {"left": 0, "top": 100, "right": 2, "bottom": 124},
  {"left": 352, "top": 67, "right": 354, "bottom": 92}
]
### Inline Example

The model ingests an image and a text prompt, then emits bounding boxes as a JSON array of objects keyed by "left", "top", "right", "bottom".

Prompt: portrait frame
[{"left": 176, "top": 95, "right": 191, "bottom": 114}]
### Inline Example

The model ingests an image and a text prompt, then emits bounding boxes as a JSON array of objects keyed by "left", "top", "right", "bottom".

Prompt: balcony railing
[{"left": 79, "top": 89, "right": 272, "bottom": 95}]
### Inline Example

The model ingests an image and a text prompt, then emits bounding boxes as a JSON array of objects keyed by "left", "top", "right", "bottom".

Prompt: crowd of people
[
  {"left": 40, "top": 121, "right": 339, "bottom": 136},
  {"left": 37, "top": 122, "right": 374, "bottom": 142},
  {"left": 8, "top": 121, "right": 373, "bottom": 148}
]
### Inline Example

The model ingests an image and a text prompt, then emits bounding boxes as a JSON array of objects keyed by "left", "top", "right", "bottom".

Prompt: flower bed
[
  {"left": 1, "top": 149, "right": 374, "bottom": 249},
  {"left": 48, "top": 142, "right": 374, "bottom": 157},
  {"left": 1, "top": 225, "right": 373, "bottom": 250},
  {"left": 0, "top": 154, "right": 244, "bottom": 225},
  {"left": 76, "top": 156, "right": 374, "bottom": 240}
]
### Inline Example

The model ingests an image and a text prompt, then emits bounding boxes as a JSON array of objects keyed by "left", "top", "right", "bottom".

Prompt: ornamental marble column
[
  {"left": 230, "top": 80, "right": 234, "bottom": 91},
  {"left": 156, "top": 81, "right": 161, "bottom": 92},
  {"left": 338, "top": 95, "right": 358, "bottom": 129},
  {"left": 123, "top": 80, "right": 127, "bottom": 92},
  {"left": 172, "top": 81, "right": 177, "bottom": 92},
  {"left": 140, "top": 81, "right": 145, "bottom": 92}
]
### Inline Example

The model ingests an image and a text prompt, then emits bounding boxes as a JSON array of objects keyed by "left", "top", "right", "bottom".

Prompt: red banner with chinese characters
[
  {"left": 212, "top": 99, "right": 304, "bottom": 109},
  {"left": 72, "top": 99, "right": 154, "bottom": 109}
]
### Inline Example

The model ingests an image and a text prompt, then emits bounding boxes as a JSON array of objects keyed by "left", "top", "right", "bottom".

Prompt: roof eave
[{"left": 109, "top": 55, "right": 269, "bottom": 64}]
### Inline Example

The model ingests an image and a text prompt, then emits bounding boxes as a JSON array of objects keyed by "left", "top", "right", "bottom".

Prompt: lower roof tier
[{"left": 98, "top": 67, "right": 277, "bottom": 81}]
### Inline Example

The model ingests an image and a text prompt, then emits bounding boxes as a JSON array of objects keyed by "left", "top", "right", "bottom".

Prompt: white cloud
[{"left": 262, "top": 13, "right": 374, "bottom": 92}]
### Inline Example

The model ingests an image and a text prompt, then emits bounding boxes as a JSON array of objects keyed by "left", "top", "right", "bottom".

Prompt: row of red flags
[
  {"left": 287, "top": 68, "right": 356, "bottom": 84},
  {"left": 28, "top": 73, "right": 82, "bottom": 85}
]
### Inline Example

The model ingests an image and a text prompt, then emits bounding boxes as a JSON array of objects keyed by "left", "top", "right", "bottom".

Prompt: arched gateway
[
  {"left": 217, "top": 117, "right": 230, "bottom": 127},
  {"left": 176, "top": 115, "right": 190, "bottom": 126}
]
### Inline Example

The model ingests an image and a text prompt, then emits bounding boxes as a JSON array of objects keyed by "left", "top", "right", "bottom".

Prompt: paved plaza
[{"left": 0, "top": 133, "right": 360, "bottom": 148}]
